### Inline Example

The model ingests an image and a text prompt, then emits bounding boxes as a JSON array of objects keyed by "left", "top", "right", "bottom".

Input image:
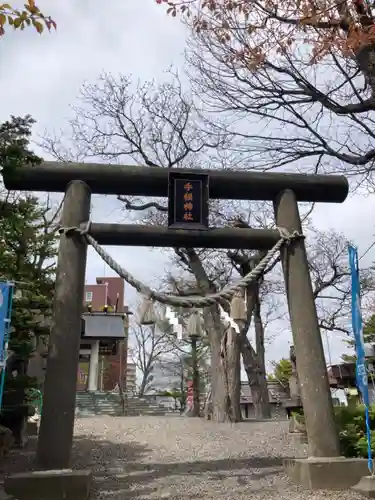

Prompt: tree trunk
[
  {"left": 184, "top": 247, "right": 234, "bottom": 423},
  {"left": 225, "top": 328, "right": 242, "bottom": 421},
  {"left": 241, "top": 336, "right": 270, "bottom": 419},
  {"left": 356, "top": 44, "right": 375, "bottom": 95},
  {"left": 118, "top": 376, "right": 127, "bottom": 415},
  {"left": 138, "top": 372, "right": 148, "bottom": 398},
  {"left": 254, "top": 298, "right": 265, "bottom": 373},
  {"left": 253, "top": 294, "right": 271, "bottom": 419},
  {"left": 210, "top": 330, "right": 230, "bottom": 422}
]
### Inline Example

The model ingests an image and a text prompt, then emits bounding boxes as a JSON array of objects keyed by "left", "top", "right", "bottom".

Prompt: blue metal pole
[{"left": 0, "top": 283, "right": 14, "bottom": 412}]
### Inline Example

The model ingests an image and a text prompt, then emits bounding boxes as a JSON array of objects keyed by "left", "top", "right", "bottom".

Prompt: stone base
[
  {"left": 284, "top": 457, "right": 369, "bottom": 490},
  {"left": 352, "top": 476, "right": 375, "bottom": 497},
  {"left": 4, "top": 469, "right": 92, "bottom": 500},
  {"left": 288, "top": 432, "right": 308, "bottom": 445}
]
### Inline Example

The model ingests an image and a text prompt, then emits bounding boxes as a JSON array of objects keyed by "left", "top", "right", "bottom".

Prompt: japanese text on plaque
[{"left": 183, "top": 182, "right": 194, "bottom": 221}]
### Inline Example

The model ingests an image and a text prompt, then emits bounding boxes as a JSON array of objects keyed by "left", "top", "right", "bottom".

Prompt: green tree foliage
[
  {"left": 364, "top": 315, "right": 375, "bottom": 344},
  {"left": 0, "top": 115, "right": 58, "bottom": 408},
  {"left": 0, "top": 0, "right": 56, "bottom": 37},
  {"left": 268, "top": 358, "right": 293, "bottom": 387},
  {"left": 1, "top": 198, "right": 56, "bottom": 365},
  {"left": 341, "top": 314, "right": 375, "bottom": 363},
  {"left": 290, "top": 404, "right": 375, "bottom": 457},
  {"left": 327, "top": 405, "right": 375, "bottom": 458}
]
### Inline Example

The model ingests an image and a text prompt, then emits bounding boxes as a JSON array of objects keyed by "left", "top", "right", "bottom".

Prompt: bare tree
[
  {"left": 129, "top": 318, "right": 175, "bottom": 397},
  {"left": 157, "top": 342, "right": 211, "bottom": 411},
  {"left": 307, "top": 228, "right": 375, "bottom": 335},
  {"left": 43, "top": 71, "right": 225, "bottom": 169},
  {"left": 42, "top": 70, "right": 366, "bottom": 422},
  {"left": 42, "top": 71, "right": 319, "bottom": 422},
  {"left": 153, "top": 1, "right": 375, "bottom": 190},
  {"left": 227, "top": 245, "right": 273, "bottom": 418},
  {"left": 42, "top": 72, "right": 247, "bottom": 422},
  {"left": 166, "top": 248, "right": 245, "bottom": 421},
  {"left": 228, "top": 221, "right": 375, "bottom": 415}
]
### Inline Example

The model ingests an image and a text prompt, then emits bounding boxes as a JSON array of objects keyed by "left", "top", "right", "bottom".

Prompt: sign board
[
  {"left": 168, "top": 172, "right": 209, "bottom": 230},
  {"left": 99, "top": 339, "right": 117, "bottom": 356}
]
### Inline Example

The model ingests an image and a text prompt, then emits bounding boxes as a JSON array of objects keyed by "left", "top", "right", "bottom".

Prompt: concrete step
[
  {"left": 76, "top": 403, "right": 171, "bottom": 411},
  {"left": 75, "top": 392, "right": 177, "bottom": 418},
  {"left": 86, "top": 402, "right": 174, "bottom": 407}
]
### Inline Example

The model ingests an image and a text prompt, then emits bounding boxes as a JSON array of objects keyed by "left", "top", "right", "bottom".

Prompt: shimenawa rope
[{"left": 59, "top": 224, "right": 303, "bottom": 309}]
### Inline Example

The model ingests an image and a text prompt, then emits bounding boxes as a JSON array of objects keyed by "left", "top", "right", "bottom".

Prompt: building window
[{"left": 85, "top": 291, "right": 93, "bottom": 302}]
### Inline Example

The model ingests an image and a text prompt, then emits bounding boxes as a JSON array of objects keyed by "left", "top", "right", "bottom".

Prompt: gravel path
[
  {"left": 68, "top": 416, "right": 364, "bottom": 500},
  {"left": 0, "top": 415, "right": 366, "bottom": 499}
]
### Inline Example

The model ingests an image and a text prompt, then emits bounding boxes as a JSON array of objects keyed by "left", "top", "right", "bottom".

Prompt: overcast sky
[{"left": 1, "top": 0, "right": 375, "bottom": 375}]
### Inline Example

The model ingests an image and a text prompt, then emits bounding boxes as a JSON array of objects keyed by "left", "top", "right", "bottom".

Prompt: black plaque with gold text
[{"left": 168, "top": 172, "right": 209, "bottom": 230}]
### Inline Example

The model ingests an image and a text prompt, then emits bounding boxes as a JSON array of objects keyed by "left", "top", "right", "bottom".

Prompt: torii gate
[{"left": 4, "top": 162, "right": 363, "bottom": 491}]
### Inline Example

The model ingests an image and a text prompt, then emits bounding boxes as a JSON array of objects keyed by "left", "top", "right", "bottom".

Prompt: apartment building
[
  {"left": 77, "top": 276, "right": 131, "bottom": 392},
  {"left": 84, "top": 276, "right": 127, "bottom": 313}
]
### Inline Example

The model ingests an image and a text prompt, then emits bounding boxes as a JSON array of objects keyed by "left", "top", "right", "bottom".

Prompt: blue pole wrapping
[
  {"left": 348, "top": 245, "right": 373, "bottom": 473},
  {"left": 0, "top": 282, "right": 13, "bottom": 411}
]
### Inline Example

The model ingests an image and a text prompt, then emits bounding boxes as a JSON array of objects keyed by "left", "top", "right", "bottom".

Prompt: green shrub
[
  {"left": 356, "top": 431, "right": 375, "bottom": 458},
  {"left": 334, "top": 405, "right": 372, "bottom": 458},
  {"left": 339, "top": 422, "right": 362, "bottom": 457},
  {"left": 296, "top": 404, "right": 375, "bottom": 458},
  {"left": 291, "top": 410, "right": 305, "bottom": 425}
]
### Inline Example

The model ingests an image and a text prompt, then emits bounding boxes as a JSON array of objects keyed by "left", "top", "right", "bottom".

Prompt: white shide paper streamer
[
  {"left": 165, "top": 306, "right": 184, "bottom": 340},
  {"left": 165, "top": 305, "right": 240, "bottom": 341}
]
